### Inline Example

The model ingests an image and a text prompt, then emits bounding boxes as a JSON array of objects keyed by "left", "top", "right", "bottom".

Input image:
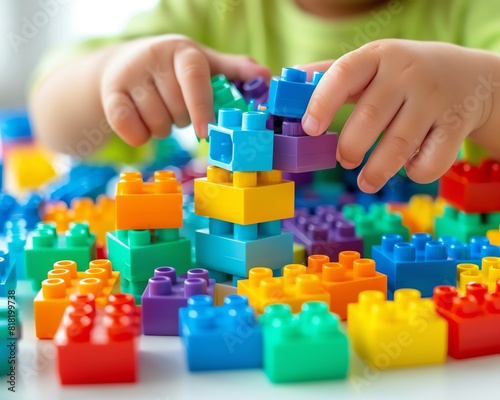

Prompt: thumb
[
  {"left": 294, "top": 60, "right": 336, "bottom": 80},
  {"left": 204, "top": 47, "right": 272, "bottom": 82}
]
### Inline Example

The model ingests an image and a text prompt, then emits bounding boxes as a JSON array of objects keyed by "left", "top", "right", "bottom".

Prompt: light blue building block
[
  {"left": 438, "top": 235, "right": 500, "bottom": 265},
  {"left": 0, "top": 252, "right": 16, "bottom": 297}
]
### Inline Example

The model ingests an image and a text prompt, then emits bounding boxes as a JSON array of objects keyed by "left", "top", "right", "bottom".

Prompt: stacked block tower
[{"left": 107, "top": 170, "right": 191, "bottom": 303}]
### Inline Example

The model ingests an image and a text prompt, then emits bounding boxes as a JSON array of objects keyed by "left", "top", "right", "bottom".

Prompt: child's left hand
[{"left": 300, "top": 39, "right": 497, "bottom": 193}]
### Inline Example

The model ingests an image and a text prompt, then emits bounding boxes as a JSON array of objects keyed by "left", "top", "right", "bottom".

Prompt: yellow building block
[
  {"left": 487, "top": 226, "right": 500, "bottom": 245},
  {"left": 348, "top": 289, "right": 448, "bottom": 368},
  {"left": 293, "top": 243, "right": 306, "bottom": 264},
  {"left": 388, "top": 195, "right": 445, "bottom": 235},
  {"left": 457, "top": 257, "right": 500, "bottom": 293},
  {"left": 214, "top": 281, "right": 238, "bottom": 306},
  {"left": 237, "top": 265, "right": 330, "bottom": 314},
  {"left": 194, "top": 166, "right": 294, "bottom": 224},
  {"left": 34, "top": 259, "right": 120, "bottom": 339}
]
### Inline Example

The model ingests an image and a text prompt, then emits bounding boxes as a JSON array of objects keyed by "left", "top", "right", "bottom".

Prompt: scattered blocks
[
  {"left": 34, "top": 259, "right": 120, "bottom": 339},
  {"left": 306, "top": 253, "right": 387, "bottom": 319},
  {"left": 435, "top": 205, "right": 500, "bottom": 242},
  {"left": 179, "top": 294, "right": 262, "bottom": 371},
  {"left": 268, "top": 67, "right": 323, "bottom": 119},
  {"left": 207, "top": 108, "right": 274, "bottom": 172},
  {"left": 141, "top": 267, "right": 215, "bottom": 336},
  {"left": 372, "top": 234, "right": 456, "bottom": 298},
  {"left": 54, "top": 293, "right": 140, "bottom": 384},
  {"left": 343, "top": 203, "right": 409, "bottom": 257},
  {"left": 260, "top": 302, "right": 349, "bottom": 383},
  {"left": 194, "top": 166, "right": 294, "bottom": 225},
  {"left": 348, "top": 289, "right": 448, "bottom": 368},
  {"left": 433, "top": 283, "right": 500, "bottom": 359},
  {"left": 237, "top": 265, "right": 330, "bottom": 314},
  {"left": 456, "top": 257, "right": 500, "bottom": 293},
  {"left": 25, "top": 222, "right": 97, "bottom": 290},
  {"left": 115, "top": 170, "right": 182, "bottom": 230},
  {"left": 0, "top": 251, "right": 16, "bottom": 297},
  {"left": 439, "top": 160, "right": 500, "bottom": 213},
  {"left": 283, "top": 205, "right": 363, "bottom": 261},
  {"left": 195, "top": 219, "right": 293, "bottom": 276}
]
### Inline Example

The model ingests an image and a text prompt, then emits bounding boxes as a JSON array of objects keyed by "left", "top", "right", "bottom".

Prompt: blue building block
[
  {"left": 5, "top": 218, "right": 27, "bottom": 280},
  {"left": 195, "top": 219, "right": 293, "bottom": 277},
  {"left": 372, "top": 234, "right": 457, "bottom": 299},
  {"left": 438, "top": 236, "right": 500, "bottom": 265},
  {"left": 179, "top": 294, "right": 262, "bottom": 371},
  {"left": 282, "top": 205, "right": 363, "bottom": 261},
  {"left": 0, "top": 251, "right": 16, "bottom": 297},
  {"left": 0, "top": 193, "right": 17, "bottom": 234},
  {"left": 48, "top": 164, "right": 116, "bottom": 205},
  {"left": 14, "top": 192, "right": 43, "bottom": 230},
  {"left": 207, "top": 109, "right": 274, "bottom": 172},
  {"left": 141, "top": 267, "right": 215, "bottom": 336},
  {"left": 268, "top": 68, "right": 323, "bottom": 119}
]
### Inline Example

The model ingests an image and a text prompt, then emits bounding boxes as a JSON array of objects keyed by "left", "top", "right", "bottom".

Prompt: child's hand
[
  {"left": 100, "top": 35, "right": 270, "bottom": 145},
  {"left": 301, "top": 39, "right": 496, "bottom": 192}
]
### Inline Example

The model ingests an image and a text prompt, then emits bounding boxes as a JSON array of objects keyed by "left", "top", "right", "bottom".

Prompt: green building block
[
  {"left": 211, "top": 74, "right": 247, "bottom": 119},
  {"left": 259, "top": 302, "right": 349, "bottom": 383},
  {"left": 25, "top": 222, "right": 97, "bottom": 291},
  {"left": 434, "top": 205, "right": 500, "bottom": 242},
  {"left": 343, "top": 203, "right": 409, "bottom": 258},
  {"left": 1, "top": 298, "right": 21, "bottom": 376},
  {"left": 107, "top": 228, "right": 191, "bottom": 284}
]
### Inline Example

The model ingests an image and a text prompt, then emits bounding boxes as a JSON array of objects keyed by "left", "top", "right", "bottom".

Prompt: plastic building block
[
  {"left": 0, "top": 192, "right": 17, "bottom": 234},
  {"left": 107, "top": 228, "right": 191, "bottom": 284},
  {"left": 141, "top": 267, "right": 215, "bottom": 336},
  {"left": 348, "top": 289, "right": 447, "bottom": 368},
  {"left": 179, "top": 294, "right": 262, "bottom": 371},
  {"left": 5, "top": 218, "right": 27, "bottom": 280},
  {"left": 25, "top": 222, "right": 97, "bottom": 290},
  {"left": 1, "top": 297, "right": 20, "bottom": 377},
  {"left": 34, "top": 259, "right": 120, "bottom": 339},
  {"left": 439, "top": 159, "right": 500, "bottom": 213},
  {"left": 343, "top": 203, "right": 409, "bottom": 258},
  {"left": 207, "top": 109, "right": 274, "bottom": 172},
  {"left": 306, "top": 253, "right": 387, "bottom": 320},
  {"left": 433, "top": 283, "right": 500, "bottom": 359},
  {"left": 48, "top": 164, "right": 116, "bottom": 205},
  {"left": 241, "top": 76, "right": 269, "bottom": 107},
  {"left": 260, "top": 302, "right": 348, "bottom": 383},
  {"left": 0, "top": 251, "right": 16, "bottom": 297},
  {"left": 194, "top": 166, "right": 294, "bottom": 225},
  {"left": 115, "top": 170, "right": 183, "bottom": 230},
  {"left": 282, "top": 205, "right": 363, "bottom": 261},
  {"left": 387, "top": 195, "right": 445, "bottom": 235},
  {"left": 195, "top": 219, "right": 293, "bottom": 276},
  {"left": 434, "top": 205, "right": 500, "bottom": 242},
  {"left": 54, "top": 293, "right": 140, "bottom": 384},
  {"left": 487, "top": 225, "right": 500, "bottom": 246},
  {"left": 372, "top": 233, "right": 457, "bottom": 299},
  {"left": 214, "top": 282, "right": 238, "bottom": 305},
  {"left": 267, "top": 68, "right": 323, "bottom": 118},
  {"left": 272, "top": 118, "right": 338, "bottom": 173},
  {"left": 439, "top": 235, "right": 500, "bottom": 265},
  {"left": 211, "top": 74, "right": 247, "bottom": 118},
  {"left": 456, "top": 257, "right": 500, "bottom": 293},
  {"left": 237, "top": 265, "right": 330, "bottom": 314},
  {"left": 293, "top": 242, "right": 306, "bottom": 264}
]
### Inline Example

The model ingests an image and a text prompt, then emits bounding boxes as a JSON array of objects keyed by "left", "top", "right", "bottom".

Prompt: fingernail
[
  {"left": 358, "top": 178, "right": 379, "bottom": 194},
  {"left": 302, "top": 115, "right": 320, "bottom": 135}
]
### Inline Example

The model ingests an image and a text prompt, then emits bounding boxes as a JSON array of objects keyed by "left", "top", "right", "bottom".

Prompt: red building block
[
  {"left": 439, "top": 160, "right": 500, "bottom": 213},
  {"left": 115, "top": 170, "right": 183, "bottom": 230},
  {"left": 433, "top": 283, "right": 500, "bottom": 359},
  {"left": 306, "top": 253, "right": 387, "bottom": 320},
  {"left": 54, "top": 293, "right": 140, "bottom": 384}
]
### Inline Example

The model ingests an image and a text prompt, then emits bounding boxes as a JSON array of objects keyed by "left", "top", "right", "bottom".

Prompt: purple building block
[
  {"left": 283, "top": 205, "right": 363, "bottom": 261},
  {"left": 273, "top": 119, "right": 338, "bottom": 173},
  {"left": 242, "top": 76, "right": 269, "bottom": 108},
  {"left": 141, "top": 267, "right": 216, "bottom": 336},
  {"left": 282, "top": 171, "right": 314, "bottom": 187}
]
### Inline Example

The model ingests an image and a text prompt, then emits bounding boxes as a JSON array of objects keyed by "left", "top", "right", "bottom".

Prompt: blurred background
[{"left": 0, "top": 0, "right": 158, "bottom": 107}]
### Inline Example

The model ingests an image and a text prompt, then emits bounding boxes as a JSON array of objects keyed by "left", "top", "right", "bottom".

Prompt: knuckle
[
  {"left": 385, "top": 135, "right": 413, "bottom": 157},
  {"left": 363, "top": 168, "right": 392, "bottom": 187},
  {"left": 308, "top": 90, "right": 330, "bottom": 117},
  {"left": 354, "top": 103, "right": 382, "bottom": 129}
]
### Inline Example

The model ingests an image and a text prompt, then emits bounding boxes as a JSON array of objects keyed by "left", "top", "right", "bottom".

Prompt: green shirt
[{"left": 36, "top": 0, "right": 500, "bottom": 163}]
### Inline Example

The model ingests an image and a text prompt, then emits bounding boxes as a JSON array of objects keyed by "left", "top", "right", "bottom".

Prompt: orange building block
[
  {"left": 306, "top": 252, "right": 387, "bottom": 319},
  {"left": 237, "top": 265, "right": 330, "bottom": 314},
  {"left": 115, "top": 170, "right": 182, "bottom": 230},
  {"left": 34, "top": 259, "right": 120, "bottom": 339}
]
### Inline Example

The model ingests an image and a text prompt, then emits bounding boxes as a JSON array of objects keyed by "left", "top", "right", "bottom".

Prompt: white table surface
[{"left": 7, "top": 281, "right": 500, "bottom": 400}]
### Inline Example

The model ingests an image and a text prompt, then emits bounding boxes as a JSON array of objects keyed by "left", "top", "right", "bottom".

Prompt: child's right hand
[{"left": 100, "top": 35, "right": 270, "bottom": 145}]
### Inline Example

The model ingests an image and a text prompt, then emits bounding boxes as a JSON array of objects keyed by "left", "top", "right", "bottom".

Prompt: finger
[
  {"left": 302, "top": 47, "right": 381, "bottom": 136},
  {"left": 204, "top": 48, "right": 272, "bottom": 82},
  {"left": 337, "top": 76, "right": 406, "bottom": 168},
  {"left": 173, "top": 46, "right": 214, "bottom": 138},
  {"left": 102, "top": 91, "right": 150, "bottom": 146},
  {"left": 128, "top": 84, "right": 173, "bottom": 140},
  {"left": 357, "top": 100, "right": 434, "bottom": 192},
  {"left": 404, "top": 124, "right": 466, "bottom": 183},
  {"left": 294, "top": 60, "right": 335, "bottom": 80}
]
